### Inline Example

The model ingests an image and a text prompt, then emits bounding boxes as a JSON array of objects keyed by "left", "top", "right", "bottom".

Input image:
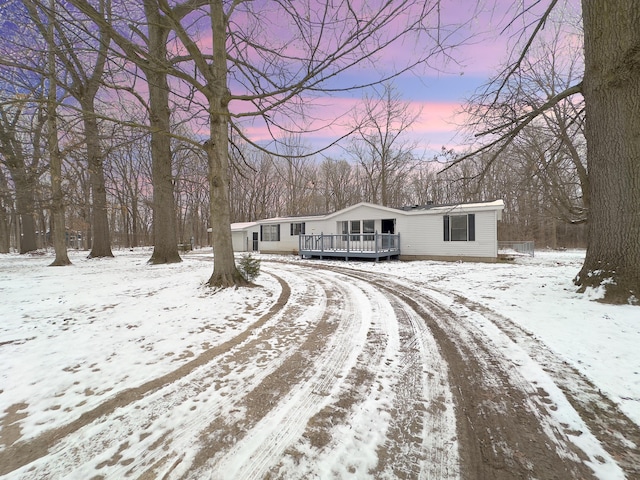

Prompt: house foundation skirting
[{"left": 398, "top": 254, "right": 498, "bottom": 263}]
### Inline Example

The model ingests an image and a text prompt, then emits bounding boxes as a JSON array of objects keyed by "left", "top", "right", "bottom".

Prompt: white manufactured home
[{"left": 230, "top": 200, "right": 504, "bottom": 262}]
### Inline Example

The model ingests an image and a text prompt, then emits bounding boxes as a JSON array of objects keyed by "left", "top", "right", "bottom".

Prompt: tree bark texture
[
  {"left": 50, "top": 171, "right": 71, "bottom": 266},
  {"left": 145, "top": 9, "right": 181, "bottom": 265},
  {"left": 0, "top": 208, "right": 8, "bottom": 253},
  {"left": 576, "top": 0, "right": 640, "bottom": 303},
  {"left": 84, "top": 99, "right": 113, "bottom": 258},
  {"left": 206, "top": 0, "right": 247, "bottom": 288},
  {"left": 0, "top": 121, "right": 37, "bottom": 253},
  {"left": 14, "top": 179, "right": 37, "bottom": 253},
  {"left": 47, "top": 0, "right": 71, "bottom": 266},
  {"left": 0, "top": 168, "right": 9, "bottom": 252},
  {"left": 2, "top": 156, "right": 37, "bottom": 254}
]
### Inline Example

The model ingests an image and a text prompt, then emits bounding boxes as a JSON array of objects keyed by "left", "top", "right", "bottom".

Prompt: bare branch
[{"left": 440, "top": 80, "right": 582, "bottom": 174}]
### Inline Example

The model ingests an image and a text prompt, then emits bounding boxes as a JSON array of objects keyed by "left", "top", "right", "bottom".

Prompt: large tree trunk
[
  {"left": 50, "top": 189, "right": 71, "bottom": 265},
  {"left": 3, "top": 148, "right": 37, "bottom": 253},
  {"left": 206, "top": 139, "right": 247, "bottom": 288},
  {"left": 206, "top": 0, "right": 247, "bottom": 288},
  {"left": 15, "top": 180, "right": 37, "bottom": 253},
  {"left": 0, "top": 208, "right": 8, "bottom": 253},
  {"left": 0, "top": 169, "right": 9, "bottom": 253},
  {"left": 575, "top": 0, "right": 640, "bottom": 304},
  {"left": 47, "top": 0, "right": 71, "bottom": 267},
  {"left": 145, "top": 1, "right": 181, "bottom": 265},
  {"left": 83, "top": 100, "right": 113, "bottom": 258}
]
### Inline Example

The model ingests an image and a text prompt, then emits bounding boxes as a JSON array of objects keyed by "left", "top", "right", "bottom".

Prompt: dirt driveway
[{"left": 1, "top": 260, "right": 639, "bottom": 479}]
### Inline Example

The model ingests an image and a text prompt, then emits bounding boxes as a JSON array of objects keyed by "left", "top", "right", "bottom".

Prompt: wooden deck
[{"left": 299, "top": 233, "right": 400, "bottom": 261}]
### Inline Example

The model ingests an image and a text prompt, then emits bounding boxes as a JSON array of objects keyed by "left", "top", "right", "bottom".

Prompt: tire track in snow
[
  {"left": 266, "top": 281, "right": 393, "bottom": 479},
  {"left": 325, "top": 265, "right": 614, "bottom": 479},
  {"left": 183, "top": 267, "right": 371, "bottom": 479},
  {"left": 118, "top": 269, "right": 330, "bottom": 479},
  {"left": 232, "top": 270, "right": 393, "bottom": 480},
  {"left": 260, "top": 264, "right": 458, "bottom": 480},
  {"left": 0, "top": 274, "right": 291, "bottom": 477},
  {"left": 6, "top": 258, "right": 633, "bottom": 479},
  {"left": 371, "top": 293, "right": 458, "bottom": 480},
  {"left": 447, "top": 292, "right": 640, "bottom": 479}
]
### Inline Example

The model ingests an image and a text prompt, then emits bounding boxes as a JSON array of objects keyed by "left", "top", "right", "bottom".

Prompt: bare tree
[
  {"left": 155, "top": 0, "right": 449, "bottom": 286},
  {"left": 574, "top": 1, "right": 640, "bottom": 302},
  {"left": 63, "top": 137, "right": 93, "bottom": 249},
  {"left": 0, "top": 8, "right": 45, "bottom": 254},
  {"left": 139, "top": 0, "right": 185, "bottom": 264},
  {"left": 449, "top": 1, "right": 637, "bottom": 303},
  {"left": 348, "top": 83, "right": 422, "bottom": 207},
  {"left": 62, "top": 0, "right": 465, "bottom": 286},
  {"left": 172, "top": 139, "right": 209, "bottom": 247},
  {"left": 103, "top": 123, "right": 151, "bottom": 249},
  {"left": 0, "top": 99, "right": 41, "bottom": 254},
  {"left": 66, "top": 0, "right": 197, "bottom": 263},
  {"left": 24, "top": 0, "right": 115, "bottom": 257},
  {"left": 229, "top": 145, "right": 281, "bottom": 222},
  {"left": 268, "top": 135, "right": 319, "bottom": 216},
  {"left": 319, "top": 157, "right": 357, "bottom": 212},
  {"left": 39, "top": 0, "right": 72, "bottom": 265},
  {"left": 0, "top": 173, "right": 10, "bottom": 252}
]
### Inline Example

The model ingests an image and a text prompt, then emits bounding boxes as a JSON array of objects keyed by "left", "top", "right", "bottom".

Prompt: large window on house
[
  {"left": 443, "top": 214, "right": 475, "bottom": 241},
  {"left": 290, "top": 222, "right": 305, "bottom": 235},
  {"left": 350, "top": 220, "right": 361, "bottom": 241},
  {"left": 363, "top": 219, "right": 375, "bottom": 240},
  {"left": 260, "top": 224, "right": 280, "bottom": 241},
  {"left": 338, "top": 220, "right": 375, "bottom": 240}
]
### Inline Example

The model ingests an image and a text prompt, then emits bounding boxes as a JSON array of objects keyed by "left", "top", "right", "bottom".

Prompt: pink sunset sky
[{"left": 231, "top": 0, "right": 582, "bottom": 160}]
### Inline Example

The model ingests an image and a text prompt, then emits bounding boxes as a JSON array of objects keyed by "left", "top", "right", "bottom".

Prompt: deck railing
[{"left": 299, "top": 232, "right": 400, "bottom": 259}]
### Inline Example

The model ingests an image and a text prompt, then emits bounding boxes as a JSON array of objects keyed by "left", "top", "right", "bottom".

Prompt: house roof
[
  {"left": 398, "top": 199, "right": 505, "bottom": 214},
  {"left": 242, "top": 199, "right": 504, "bottom": 226},
  {"left": 230, "top": 221, "right": 257, "bottom": 231},
  {"left": 318, "top": 200, "right": 504, "bottom": 220},
  {"left": 252, "top": 213, "right": 326, "bottom": 225}
]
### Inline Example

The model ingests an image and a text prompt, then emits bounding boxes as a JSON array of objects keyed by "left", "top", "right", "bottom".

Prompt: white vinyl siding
[
  {"left": 398, "top": 210, "right": 496, "bottom": 258},
  {"left": 245, "top": 202, "right": 502, "bottom": 259}
]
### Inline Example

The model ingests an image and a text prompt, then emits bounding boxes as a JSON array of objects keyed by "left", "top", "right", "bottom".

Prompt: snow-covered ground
[
  {"left": 0, "top": 247, "right": 638, "bottom": 479},
  {"left": 329, "top": 249, "right": 640, "bottom": 426}
]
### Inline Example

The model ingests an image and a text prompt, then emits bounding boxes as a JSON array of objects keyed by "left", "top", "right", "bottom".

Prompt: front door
[
  {"left": 381, "top": 218, "right": 395, "bottom": 234},
  {"left": 252, "top": 232, "right": 259, "bottom": 251},
  {"left": 381, "top": 219, "right": 395, "bottom": 249}
]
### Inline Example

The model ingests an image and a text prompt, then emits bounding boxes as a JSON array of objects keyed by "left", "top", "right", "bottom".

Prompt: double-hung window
[
  {"left": 350, "top": 220, "right": 361, "bottom": 241},
  {"left": 290, "top": 222, "right": 305, "bottom": 236},
  {"left": 363, "top": 219, "right": 375, "bottom": 241},
  {"left": 443, "top": 214, "right": 475, "bottom": 241},
  {"left": 260, "top": 224, "right": 280, "bottom": 241}
]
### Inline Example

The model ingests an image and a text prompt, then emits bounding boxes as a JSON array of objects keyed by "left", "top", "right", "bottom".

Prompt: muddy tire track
[
  {"left": 322, "top": 264, "right": 617, "bottom": 479},
  {"left": 448, "top": 292, "right": 640, "bottom": 478},
  {"left": 257, "top": 265, "right": 458, "bottom": 479},
  {"left": 4, "top": 259, "right": 636, "bottom": 479},
  {"left": 371, "top": 293, "right": 458, "bottom": 479},
  {"left": 182, "top": 269, "right": 362, "bottom": 478},
  {"left": 359, "top": 269, "right": 640, "bottom": 479}
]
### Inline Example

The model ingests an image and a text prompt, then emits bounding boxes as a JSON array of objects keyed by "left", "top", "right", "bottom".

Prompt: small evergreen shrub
[{"left": 237, "top": 253, "right": 261, "bottom": 282}]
